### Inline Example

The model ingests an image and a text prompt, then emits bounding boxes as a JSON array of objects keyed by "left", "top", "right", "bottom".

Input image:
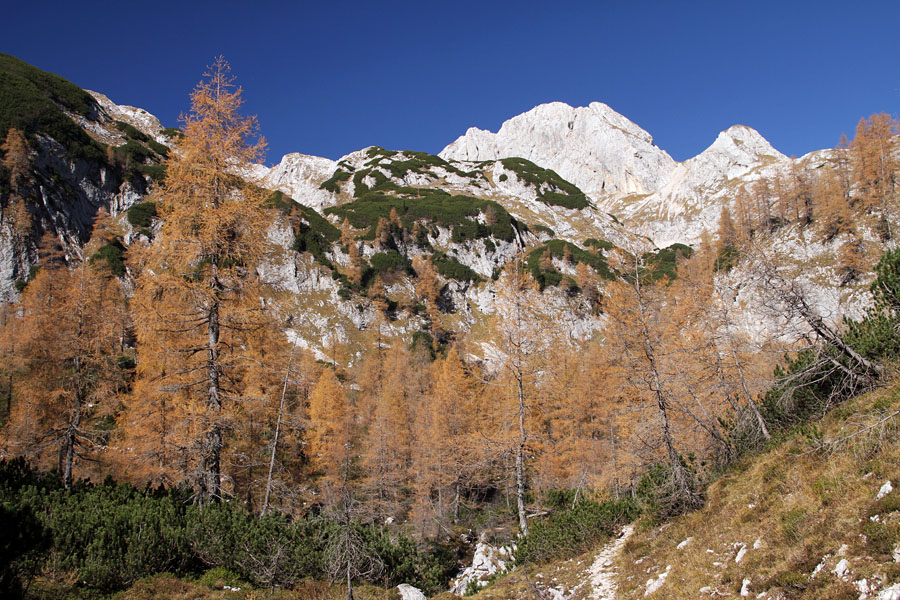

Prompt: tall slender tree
[
  {"left": 491, "top": 256, "right": 557, "bottom": 535},
  {"left": 128, "top": 57, "right": 283, "bottom": 503},
  {"left": 603, "top": 249, "right": 703, "bottom": 516}
]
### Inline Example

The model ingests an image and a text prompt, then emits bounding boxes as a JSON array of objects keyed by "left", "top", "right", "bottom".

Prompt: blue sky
[{"left": 4, "top": 1, "right": 899, "bottom": 165}]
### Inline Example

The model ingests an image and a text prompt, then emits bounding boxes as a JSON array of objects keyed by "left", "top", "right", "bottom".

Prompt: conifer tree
[
  {"left": 360, "top": 343, "right": 414, "bottom": 523},
  {"left": 2, "top": 128, "right": 33, "bottom": 243},
  {"left": 128, "top": 57, "right": 284, "bottom": 503},
  {"left": 818, "top": 167, "right": 855, "bottom": 241},
  {"left": 851, "top": 113, "right": 898, "bottom": 239},
  {"left": 3, "top": 238, "right": 130, "bottom": 487},
  {"left": 603, "top": 249, "right": 703, "bottom": 516},
  {"left": 492, "top": 257, "right": 555, "bottom": 534},
  {"left": 307, "top": 368, "right": 351, "bottom": 496},
  {"left": 412, "top": 345, "right": 478, "bottom": 533}
]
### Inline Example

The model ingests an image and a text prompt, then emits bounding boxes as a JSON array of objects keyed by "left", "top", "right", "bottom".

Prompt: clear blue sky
[{"left": 4, "top": 1, "right": 899, "bottom": 165}]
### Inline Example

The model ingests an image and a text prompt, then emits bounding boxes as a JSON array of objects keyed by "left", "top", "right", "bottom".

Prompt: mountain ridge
[{"left": 0, "top": 56, "right": 877, "bottom": 365}]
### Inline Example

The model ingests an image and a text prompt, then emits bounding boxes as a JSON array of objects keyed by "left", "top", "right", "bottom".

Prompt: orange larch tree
[
  {"left": 3, "top": 237, "right": 130, "bottom": 487},
  {"left": 127, "top": 57, "right": 285, "bottom": 503}
]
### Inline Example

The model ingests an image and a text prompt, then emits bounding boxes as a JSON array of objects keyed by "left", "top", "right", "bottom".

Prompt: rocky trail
[{"left": 587, "top": 525, "right": 633, "bottom": 600}]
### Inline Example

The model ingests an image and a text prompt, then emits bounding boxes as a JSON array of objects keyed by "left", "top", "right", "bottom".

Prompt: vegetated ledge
[{"left": 500, "top": 157, "right": 591, "bottom": 210}]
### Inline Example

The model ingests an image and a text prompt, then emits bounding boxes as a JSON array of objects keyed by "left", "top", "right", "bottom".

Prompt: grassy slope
[
  {"left": 460, "top": 376, "right": 900, "bottom": 600},
  {"left": 617, "top": 377, "right": 900, "bottom": 599}
]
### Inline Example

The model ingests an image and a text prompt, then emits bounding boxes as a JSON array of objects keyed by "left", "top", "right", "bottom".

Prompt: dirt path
[{"left": 587, "top": 525, "right": 634, "bottom": 600}]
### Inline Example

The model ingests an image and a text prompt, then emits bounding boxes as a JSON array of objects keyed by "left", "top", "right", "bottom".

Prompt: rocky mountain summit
[
  {"left": 439, "top": 101, "right": 678, "bottom": 200},
  {"left": 437, "top": 101, "right": 799, "bottom": 247}
]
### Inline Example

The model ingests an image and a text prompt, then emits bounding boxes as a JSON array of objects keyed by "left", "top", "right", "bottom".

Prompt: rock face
[
  {"left": 613, "top": 124, "right": 791, "bottom": 246},
  {"left": 449, "top": 540, "right": 515, "bottom": 595},
  {"left": 440, "top": 102, "right": 677, "bottom": 200},
  {"left": 440, "top": 101, "right": 799, "bottom": 248},
  {"left": 88, "top": 91, "right": 168, "bottom": 145},
  {"left": 2, "top": 55, "right": 877, "bottom": 368},
  {"left": 263, "top": 152, "right": 337, "bottom": 211},
  {"left": 0, "top": 88, "right": 155, "bottom": 300}
]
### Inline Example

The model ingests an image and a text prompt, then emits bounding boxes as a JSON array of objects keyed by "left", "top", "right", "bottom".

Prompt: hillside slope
[
  {"left": 450, "top": 378, "right": 900, "bottom": 600},
  {"left": 614, "top": 380, "right": 900, "bottom": 600}
]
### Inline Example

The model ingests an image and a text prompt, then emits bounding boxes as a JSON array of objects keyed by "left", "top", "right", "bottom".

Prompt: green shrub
[
  {"left": 516, "top": 497, "right": 640, "bottom": 564},
  {"left": 0, "top": 163, "right": 10, "bottom": 196},
  {"left": 0, "top": 460, "right": 453, "bottom": 594},
  {"left": 126, "top": 202, "right": 157, "bottom": 228},
  {"left": 89, "top": 241, "right": 126, "bottom": 276},
  {"left": 0, "top": 502, "right": 50, "bottom": 599},
  {"left": 138, "top": 164, "right": 167, "bottom": 182},
  {"left": 326, "top": 192, "right": 515, "bottom": 243},
  {"left": 147, "top": 139, "right": 169, "bottom": 157},
  {"left": 370, "top": 250, "right": 412, "bottom": 274},
  {"left": 844, "top": 247, "right": 900, "bottom": 361},
  {"left": 525, "top": 240, "right": 614, "bottom": 289},
  {"left": 714, "top": 244, "right": 738, "bottom": 272},
  {"left": 161, "top": 127, "right": 182, "bottom": 140},
  {"left": 0, "top": 53, "right": 105, "bottom": 162},
  {"left": 319, "top": 169, "right": 351, "bottom": 193},
  {"left": 642, "top": 243, "right": 693, "bottom": 282},
  {"left": 431, "top": 251, "right": 481, "bottom": 282},
  {"left": 530, "top": 223, "right": 555, "bottom": 237},
  {"left": 116, "top": 140, "right": 152, "bottom": 165},
  {"left": 115, "top": 121, "right": 149, "bottom": 143},
  {"left": 293, "top": 205, "right": 340, "bottom": 268},
  {"left": 188, "top": 503, "right": 322, "bottom": 588},
  {"left": 499, "top": 157, "right": 590, "bottom": 209},
  {"left": 365, "top": 146, "right": 398, "bottom": 159},
  {"left": 584, "top": 238, "right": 614, "bottom": 251}
]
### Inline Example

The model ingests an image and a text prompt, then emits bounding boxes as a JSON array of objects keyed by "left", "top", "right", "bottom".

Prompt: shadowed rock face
[{"left": 0, "top": 133, "right": 146, "bottom": 302}]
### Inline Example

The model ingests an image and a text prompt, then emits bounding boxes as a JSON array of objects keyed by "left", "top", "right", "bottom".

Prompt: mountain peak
[
  {"left": 440, "top": 101, "right": 676, "bottom": 198},
  {"left": 705, "top": 124, "right": 784, "bottom": 161}
]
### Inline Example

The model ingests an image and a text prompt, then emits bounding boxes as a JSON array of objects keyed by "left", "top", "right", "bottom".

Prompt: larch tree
[
  {"left": 3, "top": 236, "right": 130, "bottom": 487},
  {"left": 306, "top": 368, "right": 352, "bottom": 497},
  {"left": 361, "top": 343, "right": 414, "bottom": 524},
  {"left": 851, "top": 113, "right": 898, "bottom": 240},
  {"left": 128, "top": 57, "right": 284, "bottom": 503},
  {"left": 491, "top": 256, "right": 556, "bottom": 535},
  {"left": 412, "top": 345, "right": 477, "bottom": 535},
  {"left": 603, "top": 249, "right": 703, "bottom": 516},
  {"left": 1, "top": 128, "right": 33, "bottom": 245}
]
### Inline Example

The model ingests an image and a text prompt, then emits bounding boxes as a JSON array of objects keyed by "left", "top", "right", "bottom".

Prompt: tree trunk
[
  {"left": 204, "top": 296, "right": 223, "bottom": 503},
  {"left": 729, "top": 344, "right": 771, "bottom": 440},
  {"left": 261, "top": 347, "right": 293, "bottom": 516},
  {"left": 634, "top": 263, "right": 699, "bottom": 513},
  {"left": 515, "top": 366, "right": 528, "bottom": 536},
  {"left": 62, "top": 407, "right": 80, "bottom": 489}
]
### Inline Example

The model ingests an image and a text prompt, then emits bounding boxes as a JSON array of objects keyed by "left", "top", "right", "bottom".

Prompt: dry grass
[
  {"left": 617, "top": 381, "right": 900, "bottom": 599},
  {"left": 462, "top": 551, "right": 598, "bottom": 600}
]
